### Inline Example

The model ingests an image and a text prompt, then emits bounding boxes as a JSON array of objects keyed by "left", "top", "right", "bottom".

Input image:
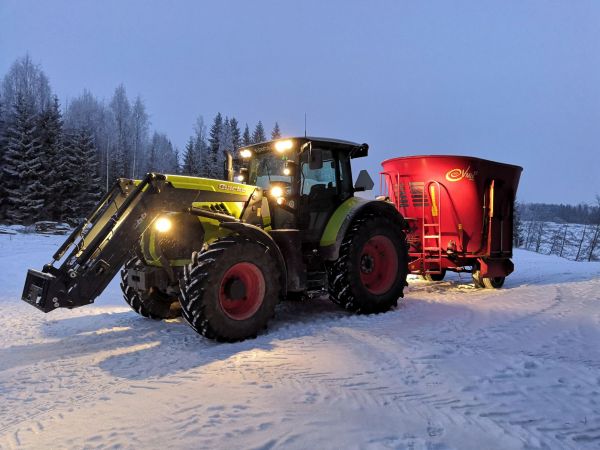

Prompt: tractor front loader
[{"left": 22, "top": 137, "right": 409, "bottom": 342}]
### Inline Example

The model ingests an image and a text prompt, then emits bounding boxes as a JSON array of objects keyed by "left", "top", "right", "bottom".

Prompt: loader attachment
[{"left": 21, "top": 173, "right": 255, "bottom": 312}]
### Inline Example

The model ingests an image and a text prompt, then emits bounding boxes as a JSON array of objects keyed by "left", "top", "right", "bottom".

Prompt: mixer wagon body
[{"left": 380, "top": 155, "right": 522, "bottom": 287}]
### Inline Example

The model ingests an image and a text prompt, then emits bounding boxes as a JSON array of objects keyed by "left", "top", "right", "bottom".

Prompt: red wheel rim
[
  {"left": 219, "top": 262, "right": 266, "bottom": 320},
  {"left": 359, "top": 235, "right": 398, "bottom": 295}
]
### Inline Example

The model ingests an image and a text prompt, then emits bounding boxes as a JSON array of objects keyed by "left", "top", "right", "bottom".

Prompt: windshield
[{"left": 248, "top": 152, "right": 294, "bottom": 190}]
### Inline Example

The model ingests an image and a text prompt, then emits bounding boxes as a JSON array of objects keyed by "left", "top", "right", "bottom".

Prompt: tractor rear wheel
[
  {"left": 179, "top": 236, "right": 281, "bottom": 342},
  {"left": 120, "top": 257, "right": 182, "bottom": 319},
  {"left": 327, "top": 215, "right": 408, "bottom": 314}
]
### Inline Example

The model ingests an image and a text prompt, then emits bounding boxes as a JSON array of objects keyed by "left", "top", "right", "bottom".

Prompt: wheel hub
[
  {"left": 219, "top": 262, "right": 266, "bottom": 320},
  {"left": 223, "top": 278, "right": 246, "bottom": 300},
  {"left": 360, "top": 254, "right": 375, "bottom": 273},
  {"left": 358, "top": 235, "right": 398, "bottom": 295}
]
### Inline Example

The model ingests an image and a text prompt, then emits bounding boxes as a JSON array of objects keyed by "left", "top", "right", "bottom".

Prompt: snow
[{"left": 1, "top": 233, "right": 599, "bottom": 449}]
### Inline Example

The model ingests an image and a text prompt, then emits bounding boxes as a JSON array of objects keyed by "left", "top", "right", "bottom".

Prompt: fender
[{"left": 319, "top": 197, "right": 407, "bottom": 261}]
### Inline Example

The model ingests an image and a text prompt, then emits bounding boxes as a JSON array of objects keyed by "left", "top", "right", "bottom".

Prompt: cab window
[{"left": 301, "top": 151, "right": 337, "bottom": 195}]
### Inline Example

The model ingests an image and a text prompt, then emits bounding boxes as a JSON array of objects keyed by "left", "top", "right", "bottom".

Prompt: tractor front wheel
[
  {"left": 327, "top": 215, "right": 408, "bottom": 314},
  {"left": 120, "top": 257, "right": 182, "bottom": 319},
  {"left": 179, "top": 236, "right": 281, "bottom": 342}
]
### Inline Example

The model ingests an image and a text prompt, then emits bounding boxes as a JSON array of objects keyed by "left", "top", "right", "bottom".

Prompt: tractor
[{"left": 22, "top": 137, "right": 409, "bottom": 341}]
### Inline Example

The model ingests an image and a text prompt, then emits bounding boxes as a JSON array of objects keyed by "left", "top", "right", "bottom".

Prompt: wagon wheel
[{"left": 472, "top": 267, "right": 505, "bottom": 289}]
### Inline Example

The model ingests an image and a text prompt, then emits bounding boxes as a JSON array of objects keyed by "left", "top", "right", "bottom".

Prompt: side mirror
[
  {"left": 354, "top": 170, "right": 374, "bottom": 192},
  {"left": 309, "top": 147, "right": 323, "bottom": 170}
]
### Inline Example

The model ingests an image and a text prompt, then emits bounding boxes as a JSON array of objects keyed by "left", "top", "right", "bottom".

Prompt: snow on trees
[
  {"left": 0, "top": 54, "right": 287, "bottom": 225},
  {"left": 131, "top": 95, "right": 149, "bottom": 179},
  {"left": 109, "top": 85, "right": 133, "bottom": 182},
  {"left": 2, "top": 94, "right": 45, "bottom": 224}
]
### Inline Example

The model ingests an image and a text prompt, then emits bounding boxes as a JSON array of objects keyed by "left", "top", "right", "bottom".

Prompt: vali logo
[{"left": 445, "top": 166, "right": 477, "bottom": 182}]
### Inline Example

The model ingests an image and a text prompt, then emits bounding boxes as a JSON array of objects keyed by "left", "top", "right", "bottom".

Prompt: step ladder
[{"left": 422, "top": 181, "right": 443, "bottom": 275}]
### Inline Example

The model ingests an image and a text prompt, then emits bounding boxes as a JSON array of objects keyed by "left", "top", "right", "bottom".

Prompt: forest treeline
[
  {"left": 0, "top": 55, "right": 281, "bottom": 225},
  {"left": 514, "top": 199, "right": 600, "bottom": 261},
  {"left": 520, "top": 202, "right": 600, "bottom": 225}
]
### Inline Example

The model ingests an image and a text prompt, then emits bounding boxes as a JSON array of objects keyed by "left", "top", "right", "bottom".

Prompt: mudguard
[{"left": 319, "top": 197, "right": 407, "bottom": 261}]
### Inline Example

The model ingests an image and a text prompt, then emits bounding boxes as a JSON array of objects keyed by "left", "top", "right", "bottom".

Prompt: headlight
[
  {"left": 154, "top": 217, "right": 172, "bottom": 233},
  {"left": 236, "top": 174, "right": 245, "bottom": 182},
  {"left": 240, "top": 149, "right": 253, "bottom": 158},
  {"left": 274, "top": 139, "right": 293, "bottom": 153},
  {"left": 270, "top": 186, "right": 284, "bottom": 198}
]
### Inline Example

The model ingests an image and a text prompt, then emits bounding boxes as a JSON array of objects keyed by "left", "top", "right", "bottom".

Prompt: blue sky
[{"left": 1, "top": 0, "right": 599, "bottom": 203}]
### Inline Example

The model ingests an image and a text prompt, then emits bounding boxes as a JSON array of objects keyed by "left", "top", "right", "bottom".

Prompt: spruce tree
[
  {"left": 37, "top": 96, "right": 64, "bottom": 220},
  {"left": 55, "top": 131, "right": 81, "bottom": 223},
  {"left": 193, "top": 116, "right": 208, "bottom": 177},
  {"left": 172, "top": 147, "right": 180, "bottom": 174},
  {"left": 2, "top": 94, "right": 45, "bottom": 224},
  {"left": 0, "top": 98, "right": 7, "bottom": 220},
  {"left": 208, "top": 113, "right": 223, "bottom": 178},
  {"left": 229, "top": 117, "right": 241, "bottom": 150},
  {"left": 182, "top": 136, "right": 200, "bottom": 175},
  {"left": 252, "top": 120, "right": 266, "bottom": 143},
  {"left": 271, "top": 122, "right": 281, "bottom": 139},
  {"left": 74, "top": 128, "right": 102, "bottom": 218},
  {"left": 242, "top": 124, "right": 251, "bottom": 146}
]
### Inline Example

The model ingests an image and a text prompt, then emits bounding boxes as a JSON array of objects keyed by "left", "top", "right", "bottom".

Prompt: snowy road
[{"left": 0, "top": 233, "right": 599, "bottom": 449}]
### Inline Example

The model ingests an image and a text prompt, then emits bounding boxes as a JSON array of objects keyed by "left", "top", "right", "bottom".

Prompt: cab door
[{"left": 298, "top": 149, "right": 351, "bottom": 242}]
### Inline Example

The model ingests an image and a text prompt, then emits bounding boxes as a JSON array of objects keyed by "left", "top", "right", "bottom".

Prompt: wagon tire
[
  {"left": 482, "top": 276, "right": 505, "bottom": 289},
  {"left": 327, "top": 215, "right": 408, "bottom": 314},
  {"left": 472, "top": 269, "right": 505, "bottom": 289},
  {"left": 120, "top": 257, "right": 182, "bottom": 320},
  {"left": 424, "top": 269, "right": 446, "bottom": 282},
  {"left": 179, "top": 236, "right": 281, "bottom": 342}
]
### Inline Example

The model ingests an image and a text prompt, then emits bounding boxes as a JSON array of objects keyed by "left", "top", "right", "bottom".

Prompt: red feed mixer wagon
[{"left": 380, "top": 155, "right": 522, "bottom": 288}]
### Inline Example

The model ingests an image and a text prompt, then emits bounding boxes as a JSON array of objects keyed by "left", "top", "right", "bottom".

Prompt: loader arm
[{"left": 22, "top": 173, "right": 255, "bottom": 313}]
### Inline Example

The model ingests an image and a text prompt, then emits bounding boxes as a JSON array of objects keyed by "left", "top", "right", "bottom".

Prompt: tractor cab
[{"left": 239, "top": 137, "right": 370, "bottom": 241}]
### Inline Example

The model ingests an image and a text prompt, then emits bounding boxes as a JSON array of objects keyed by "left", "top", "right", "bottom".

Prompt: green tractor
[{"left": 22, "top": 137, "right": 409, "bottom": 341}]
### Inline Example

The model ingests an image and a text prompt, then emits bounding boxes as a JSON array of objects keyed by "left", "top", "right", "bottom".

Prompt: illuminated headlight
[
  {"left": 274, "top": 139, "right": 293, "bottom": 153},
  {"left": 154, "top": 217, "right": 172, "bottom": 233},
  {"left": 236, "top": 174, "right": 245, "bottom": 182},
  {"left": 283, "top": 167, "right": 291, "bottom": 176},
  {"left": 240, "top": 149, "right": 253, "bottom": 158},
  {"left": 270, "top": 186, "right": 284, "bottom": 198}
]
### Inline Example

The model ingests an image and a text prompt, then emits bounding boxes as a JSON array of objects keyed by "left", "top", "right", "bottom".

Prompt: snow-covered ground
[{"left": 0, "top": 233, "right": 599, "bottom": 450}]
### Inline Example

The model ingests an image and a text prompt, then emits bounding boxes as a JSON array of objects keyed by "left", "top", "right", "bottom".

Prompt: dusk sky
[{"left": 1, "top": 0, "right": 599, "bottom": 204}]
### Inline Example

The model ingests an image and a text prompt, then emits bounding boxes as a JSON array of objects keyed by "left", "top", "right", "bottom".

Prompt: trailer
[{"left": 380, "top": 155, "right": 522, "bottom": 288}]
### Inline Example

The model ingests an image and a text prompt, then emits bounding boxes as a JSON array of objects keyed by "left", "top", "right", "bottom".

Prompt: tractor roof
[{"left": 240, "top": 137, "right": 369, "bottom": 158}]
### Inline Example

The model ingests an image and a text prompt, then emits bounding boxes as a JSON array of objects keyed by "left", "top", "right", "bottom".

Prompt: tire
[
  {"left": 327, "top": 215, "right": 408, "bottom": 314},
  {"left": 179, "top": 236, "right": 281, "bottom": 342},
  {"left": 120, "top": 257, "right": 182, "bottom": 320},
  {"left": 472, "top": 269, "right": 505, "bottom": 289},
  {"left": 482, "top": 276, "right": 505, "bottom": 289},
  {"left": 424, "top": 269, "right": 446, "bottom": 282}
]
